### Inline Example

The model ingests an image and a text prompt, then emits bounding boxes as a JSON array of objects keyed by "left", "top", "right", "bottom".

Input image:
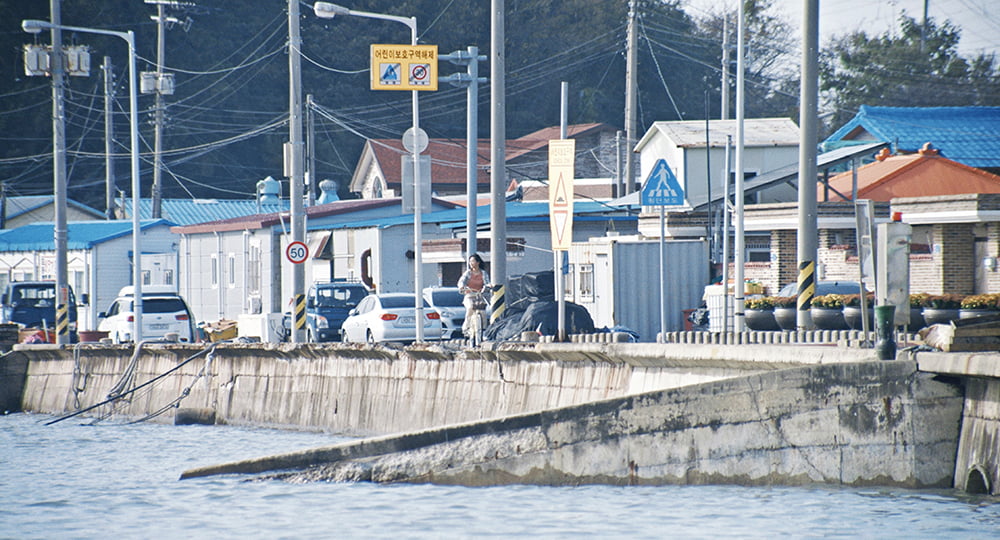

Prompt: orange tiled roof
[{"left": 820, "top": 144, "right": 1000, "bottom": 202}]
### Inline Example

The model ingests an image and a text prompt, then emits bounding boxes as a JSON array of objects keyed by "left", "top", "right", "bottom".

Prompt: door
[{"left": 594, "top": 253, "right": 613, "bottom": 327}]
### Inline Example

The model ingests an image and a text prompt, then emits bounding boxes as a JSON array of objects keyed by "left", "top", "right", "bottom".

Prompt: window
[
  {"left": 248, "top": 246, "right": 261, "bottom": 294},
  {"left": 228, "top": 254, "right": 236, "bottom": 287},
  {"left": 579, "top": 264, "right": 594, "bottom": 300},
  {"left": 211, "top": 254, "right": 219, "bottom": 287},
  {"left": 142, "top": 270, "right": 151, "bottom": 285},
  {"left": 563, "top": 264, "right": 574, "bottom": 300},
  {"left": 746, "top": 234, "right": 771, "bottom": 263},
  {"left": 163, "top": 269, "right": 174, "bottom": 286}
]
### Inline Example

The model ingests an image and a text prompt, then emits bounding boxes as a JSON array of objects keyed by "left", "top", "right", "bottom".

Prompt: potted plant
[
  {"left": 772, "top": 296, "right": 797, "bottom": 330},
  {"left": 744, "top": 297, "right": 780, "bottom": 331},
  {"left": 810, "top": 294, "right": 849, "bottom": 330},
  {"left": 842, "top": 293, "right": 875, "bottom": 331},
  {"left": 960, "top": 293, "right": 1000, "bottom": 320},
  {"left": 909, "top": 293, "right": 929, "bottom": 329},
  {"left": 921, "top": 294, "right": 963, "bottom": 326}
]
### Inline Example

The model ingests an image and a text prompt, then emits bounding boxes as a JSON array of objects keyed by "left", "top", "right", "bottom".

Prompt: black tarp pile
[{"left": 484, "top": 270, "right": 595, "bottom": 341}]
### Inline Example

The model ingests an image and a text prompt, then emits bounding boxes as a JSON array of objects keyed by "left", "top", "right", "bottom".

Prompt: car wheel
[
  {"left": 366, "top": 330, "right": 376, "bottom": 344},
  {"left": 307, "top": 328, "right": 315, "bottom": 342}
]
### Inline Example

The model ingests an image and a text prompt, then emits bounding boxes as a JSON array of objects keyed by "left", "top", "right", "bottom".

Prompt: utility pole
[
  {"left": 734, "top": 0, "right": 746, "bottom": 332},
  {"left": 797, "top": 0, "right": 820, "bottom": 330},
  {"left": 152, "top": 2, "right": 165, "bottom": 218},
  {"left": 491, "top": 0, "right": 507, "bottom": 296},
  {"left": 51, "top": 0, "right": 70, "bottom": 345},
  {"left": 306, "top": 94, "right": 316, "bottom": 206},
  {"left": 287, "top": 0, "right": 306, "bottom": 343},
  {"left": 145, "top": 0, "right": 191, "bottom": 219},
  {"left": 440, "top": 47, "right": 487, "bottom": 259},
  {"left": 721, "top": 13, "right": 729, "bottom": 121},
  {"left": 624, "top": 0, "right": 638, "bottom": 194},
  {"left": 103, "top": 56, "right": 116, "bottom": 220}
]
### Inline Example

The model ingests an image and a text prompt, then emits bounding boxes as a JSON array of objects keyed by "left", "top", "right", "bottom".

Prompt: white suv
[{"left": 98, "top": 286, "right": 195, "bottom": 343}]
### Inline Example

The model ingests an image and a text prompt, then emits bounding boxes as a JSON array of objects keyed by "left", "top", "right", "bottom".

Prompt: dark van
[{"left": 0, "top": 281, "right": 80, "bottom": 334}]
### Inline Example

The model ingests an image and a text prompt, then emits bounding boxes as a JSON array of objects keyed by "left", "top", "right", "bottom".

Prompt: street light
[
  {"left": 313, "top": 2, "right": 428, "bottom": 341},
  {"left": 22, "top": 19, "right": 144, "bottom": 342}
]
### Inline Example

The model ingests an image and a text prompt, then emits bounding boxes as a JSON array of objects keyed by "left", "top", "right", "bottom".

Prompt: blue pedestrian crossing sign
[{"left": 640, "top": 159, "right": 684, "bottom": 206}]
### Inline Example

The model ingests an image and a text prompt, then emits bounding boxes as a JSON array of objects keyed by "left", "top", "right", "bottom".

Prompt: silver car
[
  {"left": 341, "top": 293, "right": 443, "bottom": 343},
  {"left": 423, "top": 286, "right": 466, "bottom": 339}
]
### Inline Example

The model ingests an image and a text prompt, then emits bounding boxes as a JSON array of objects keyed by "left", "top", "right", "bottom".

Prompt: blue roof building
[
  {"left": 0, "top": 219, "right": 179, "bottom": 331},
  {"left": 119, "top": 198, "right": 290, "bottom": 226},
  {"left": 823, "top": 106, "right": 1000, "bottom": 171}
]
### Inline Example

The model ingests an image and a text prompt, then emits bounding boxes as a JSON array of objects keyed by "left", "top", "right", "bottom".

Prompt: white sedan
[{"left": 340, "top": 293, "right": 443, "bottom": 343}]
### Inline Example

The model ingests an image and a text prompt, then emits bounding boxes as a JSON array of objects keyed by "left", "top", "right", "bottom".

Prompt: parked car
[
  {"left": 0, "top": 281, "right": 81, "bottom": 338},
  {"left": 340, "top": 292, "right": 443, "bottom": 344},
  {"left": 282, "top": 281, "right": 369, "bottom": 342},
  {"left": 777, "top": 280, "right": 866, "bottom": 298},
  {"left": 98, "top": 286, "right": 195, "bottom": 343},
  {"left": 423, "top": 286, "right": 466, "bottom": 339}
]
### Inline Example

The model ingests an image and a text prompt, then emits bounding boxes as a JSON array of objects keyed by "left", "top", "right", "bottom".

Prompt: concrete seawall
[
  {"left": 1, "top": 341, "right": 965, "bottom": 489},
  {"left": 181, "top": 360, "right": 962, "bottom": 489},
  {"left": 3, "top": 341, "right": 874, "bottom": 435}
]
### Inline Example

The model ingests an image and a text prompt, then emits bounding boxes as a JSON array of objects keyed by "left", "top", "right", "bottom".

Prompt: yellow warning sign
[
  {"left": 370, "top": 44, "right": 438, "bottom": 91},
  {"left": 548, "top": 139, "right": 575, "bottom": 251}
]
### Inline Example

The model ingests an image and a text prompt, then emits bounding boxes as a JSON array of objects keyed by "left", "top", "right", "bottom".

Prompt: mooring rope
[{"left": 45, "top": 343, "right": 218, "bottom": 426}]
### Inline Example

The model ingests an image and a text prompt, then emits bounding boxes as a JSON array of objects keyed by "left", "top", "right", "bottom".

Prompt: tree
[
  {"left": 694, "top": 0, "right": 800, "bottom": 120},
  {"left": 820, "top": 14, "right": 1000, "bottom": 128}
]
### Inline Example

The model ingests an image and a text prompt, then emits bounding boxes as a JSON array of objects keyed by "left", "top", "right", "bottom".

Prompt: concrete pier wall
[
  {"left": 182, "top": 360, "right": 963, "bottom": 490},
  {"left": 4, "top": 342, "right": 868, "bottom": 434}
]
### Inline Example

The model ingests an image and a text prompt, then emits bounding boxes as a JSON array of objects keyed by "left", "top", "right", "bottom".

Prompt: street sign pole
[{"left": 641, "top": 159, "right": 685, "bottom": 340}]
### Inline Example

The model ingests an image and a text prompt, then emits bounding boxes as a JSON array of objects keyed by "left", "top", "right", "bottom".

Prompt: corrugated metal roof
[
  {"left": 120, "top": 198, "right": 289, "bottom": 226},
  {"left": 322, "top": 200, "right": 635, "bottom": 231},
  {"left": 0, "top": 219, "right": 173, "bottom": 251},
  {"left": 824, "top": 106, "right": 1000, "bottom": 168},
  {"left": 638, "top": 118, "right": 800, "bottom": 149},
  {"left": 4, "top": 196, "right": 105, "bottom": 220}
]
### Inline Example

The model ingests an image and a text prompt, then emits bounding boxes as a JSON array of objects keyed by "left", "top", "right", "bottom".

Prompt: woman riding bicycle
[{"left": 457, "top": 253, "right": 491, "bottom": 337}]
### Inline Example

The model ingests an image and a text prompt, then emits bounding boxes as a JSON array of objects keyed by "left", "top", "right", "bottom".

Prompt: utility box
[
  {"left": 568, "top": 235, "right": 708, "bottom": 342},
  {"left": 237, "top": 313, "right": 285, "bottom": 343},
  {"left": 876, "top": 221, "right": 911, "bottom": 325}
]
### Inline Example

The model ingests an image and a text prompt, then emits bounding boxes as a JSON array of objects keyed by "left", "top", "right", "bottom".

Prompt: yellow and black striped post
[
  {"left": 293, "top": 293, "right": 307, "bottom": 337},
  {"left": 797, "top": 260, "right": 816, "bottom": 328},
  {"left": 490, "top": 284, "right": 505, "bottom": 324},
  {"left": 55, "top": 302, "right": 69, "bottom": 341}
]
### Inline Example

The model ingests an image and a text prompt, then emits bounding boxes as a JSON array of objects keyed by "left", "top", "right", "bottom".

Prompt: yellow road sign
[
  {"left": 548, "top": 139, "right": 575, "bottom": 250},
  {"left": 370, "top": 44, "right": 438, "bottom": 91}
]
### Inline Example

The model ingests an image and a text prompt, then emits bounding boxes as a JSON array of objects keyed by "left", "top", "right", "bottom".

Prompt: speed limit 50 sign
[{"left": 286, "top": 241, "right": 309, "bottom": 264}]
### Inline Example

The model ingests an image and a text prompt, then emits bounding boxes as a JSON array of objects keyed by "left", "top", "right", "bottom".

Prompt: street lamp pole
[
  {"left": 22, "top": 19, "right": 143, "bottom": 341},
  {"left": 312, "top": 3, "right": 425, "bottom": 340}
]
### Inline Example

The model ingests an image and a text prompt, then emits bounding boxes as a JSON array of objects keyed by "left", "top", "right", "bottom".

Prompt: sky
[{"left": 683, "top": 0, "right": 1000, "bottom": 59}]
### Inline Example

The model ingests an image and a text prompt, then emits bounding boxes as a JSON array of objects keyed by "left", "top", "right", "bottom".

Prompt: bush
[
  {"left": 960, "top": 293, "right": 1000, "bottom": 310},
  {"left": 841, "top": 293, "right": 874, "bottom": 307},
  {"left": 811, "top": 294, "right": 845, "bottom": 309},
  {"left": 772, "top": 296, "right": 797, "bottom": 308},
  {"left": 745, "top": 297, "right": 774, "bottom": 310},
  {"left": 922, "top": 294, "right": 964, "bottom": 309},
  {"left": 910, "top": 293, "right": 930, "bottom": 308}
]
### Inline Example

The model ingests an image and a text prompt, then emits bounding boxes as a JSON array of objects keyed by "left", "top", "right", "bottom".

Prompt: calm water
[{"left": 3, "top": 412, "right": 999, "bottom": 539}]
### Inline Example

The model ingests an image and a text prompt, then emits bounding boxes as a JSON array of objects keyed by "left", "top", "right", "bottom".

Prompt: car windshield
[
  {"left": 316, "top": 286, "right": 367, "bottom": 307},
  {"left": 379, "top": 295, "right": 429, "bottom": 309},
  {"left": 128, "top": 298, "right": 188, "bottom": 314},
  {"left": 430, "top": 289, "right": 464, "bottom": 307}
]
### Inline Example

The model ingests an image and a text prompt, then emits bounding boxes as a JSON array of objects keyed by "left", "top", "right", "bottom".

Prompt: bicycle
[{"left": 463, "top": 288, "right": 489, "bottom": 347}]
